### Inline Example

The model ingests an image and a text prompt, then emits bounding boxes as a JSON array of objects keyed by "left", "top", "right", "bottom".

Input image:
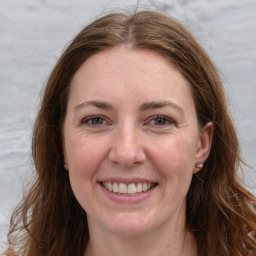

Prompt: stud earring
[
  {"left": 194, "top": 161, "right": 204, "bottom": 169},
  {"left": 64, "top": 162, "right": 69, "bottom": 170}
]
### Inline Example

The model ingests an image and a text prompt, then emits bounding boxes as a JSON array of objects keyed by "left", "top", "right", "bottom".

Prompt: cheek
[
  {"left": 150, "top": 136, "right": 196, "bottom": 176},
  {"left": 66, "top": 138, "right": 106, "bottom": 210},
  {"left": 149, "top": 136, "right": 196, "bottom": 197},
  {"left": 66, "top": 137, "right": 107, "bottom": 183}
]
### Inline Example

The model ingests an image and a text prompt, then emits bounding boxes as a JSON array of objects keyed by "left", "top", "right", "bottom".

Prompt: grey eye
[
  {"left": 148, "top": 115, "right": 172, "bottom": 126},
  {"left": 89, "top": 117, "right": 104, "bottom": 125},
  {"left": 82, "top": 115, "right": 107, "bottom": 126}
]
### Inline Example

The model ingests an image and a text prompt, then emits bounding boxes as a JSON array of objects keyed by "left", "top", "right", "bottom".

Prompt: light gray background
[{"left": 1, "top": 0, "right": 256, "bottom": 249}]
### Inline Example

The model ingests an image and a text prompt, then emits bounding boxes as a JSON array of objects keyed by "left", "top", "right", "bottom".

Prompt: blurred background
[{"left": 1, "top": 0, "right": 256, "bottom": 247}]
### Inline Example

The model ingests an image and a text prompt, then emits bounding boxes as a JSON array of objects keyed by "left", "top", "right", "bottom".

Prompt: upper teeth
[{"left": 102, "top": 182, "right": 153, "bottom": 195}]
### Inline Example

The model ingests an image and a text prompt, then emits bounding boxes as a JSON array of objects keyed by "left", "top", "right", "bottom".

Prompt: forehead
[
  {"left": 68, "top": 46, "right": 195, "bottom": 112},
  {"left": 73, "top": 47, "right": 183, "bottom": 82}
]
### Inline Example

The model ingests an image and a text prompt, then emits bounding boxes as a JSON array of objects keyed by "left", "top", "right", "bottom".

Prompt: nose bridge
[
  {"left": 119, "top": 122, "right": 137, "bottom": 152},
  {"left": 109, "top": 119, "right": 145, "bottom": 166}
]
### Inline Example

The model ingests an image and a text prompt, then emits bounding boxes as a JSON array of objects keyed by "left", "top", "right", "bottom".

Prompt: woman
[{"left": 4, "top": 10, "right": 256, "bottom": 256}]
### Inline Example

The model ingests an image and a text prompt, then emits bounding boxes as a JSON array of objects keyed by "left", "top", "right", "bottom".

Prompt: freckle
[{"left": 136, "top": 218, "right": 143, "bottom": 225}]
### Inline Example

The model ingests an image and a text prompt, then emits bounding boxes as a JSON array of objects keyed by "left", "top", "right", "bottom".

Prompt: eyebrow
[
  {"left": 139, "top": 101, "right": 185, "bottom": 116},
  {"left": 74, "top": 100, "right": 184, "bottom": 115},
  {"left": 74, "top": 100, "right": 114, "bottom": 112}
]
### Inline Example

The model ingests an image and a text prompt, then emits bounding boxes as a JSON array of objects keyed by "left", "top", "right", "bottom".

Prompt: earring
[
  {"left": 64, "top": 162, "right": 69, "bottom": 170},
  {"left": 194, "top": 161, "right": 204, "bottom": 169}
]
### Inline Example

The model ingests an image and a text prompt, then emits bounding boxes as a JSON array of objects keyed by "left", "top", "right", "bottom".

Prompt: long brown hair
[{"left": 4, "top": 10, "right": 256, "bottom": 256}]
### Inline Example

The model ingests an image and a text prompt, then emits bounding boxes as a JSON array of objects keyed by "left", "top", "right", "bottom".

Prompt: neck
[{"left": 85, "top": 220, "right": 197, "bottom": 256}]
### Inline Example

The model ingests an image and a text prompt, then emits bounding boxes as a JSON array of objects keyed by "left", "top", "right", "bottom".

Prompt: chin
[
  {"left": 103, "top": 213, "right": 155, "bottom": 237},
  {"left": 108, "top": 224, "right": 150, "bottom": 237}
]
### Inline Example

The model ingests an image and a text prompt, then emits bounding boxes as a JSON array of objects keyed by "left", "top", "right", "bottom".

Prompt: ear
[
  {"left": 193, "top": 122, "right": 213, "bottom": 173},
  {"left": 62, "top": 140, "right": 69, "bottom": 170}
]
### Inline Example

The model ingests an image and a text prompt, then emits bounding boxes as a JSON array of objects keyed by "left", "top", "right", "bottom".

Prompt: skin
[{"left": 63, "top": 46, "right": 213, "bottom": 256}]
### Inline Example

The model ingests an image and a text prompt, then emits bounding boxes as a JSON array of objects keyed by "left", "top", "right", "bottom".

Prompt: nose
[{"left": 108, "top": 123, "right": 146, "bottom": 167}]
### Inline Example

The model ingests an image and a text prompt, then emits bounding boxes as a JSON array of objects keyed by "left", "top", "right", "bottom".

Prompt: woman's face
[{"left": 63, "top": 46, "right": 212, "bottom": 237}]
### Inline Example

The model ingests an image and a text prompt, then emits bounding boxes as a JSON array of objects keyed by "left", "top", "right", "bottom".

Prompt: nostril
[{"left": 108, "top": 145, "right": 146, "bottom": 167}]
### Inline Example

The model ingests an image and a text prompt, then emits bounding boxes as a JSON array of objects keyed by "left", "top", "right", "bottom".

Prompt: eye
[
  {"left": 147, "top": 115, "right": 173, "bottom": 126},
  {"left": 81, "top": 115, "right": 109, "bottom": 126}
]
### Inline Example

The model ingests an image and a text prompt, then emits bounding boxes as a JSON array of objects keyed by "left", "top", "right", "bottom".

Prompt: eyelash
[
  {"left": 146, "top": 115, "right": 174, "bottom": 127},
  {"left": 81, "top": 115, "right": 174, "bottom": 128},
  {"left": 81, "top": 115, "right": 109, "bottom": 127}
]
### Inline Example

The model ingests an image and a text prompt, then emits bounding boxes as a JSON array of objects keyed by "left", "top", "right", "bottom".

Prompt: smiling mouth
[{"left": 101, "top": 182, "right": 157, "bottom": 196}]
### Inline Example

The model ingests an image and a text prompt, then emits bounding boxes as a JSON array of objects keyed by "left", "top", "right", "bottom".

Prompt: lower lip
[{"left": 98, "top": 183, "right": 157, "bottom": 204}]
